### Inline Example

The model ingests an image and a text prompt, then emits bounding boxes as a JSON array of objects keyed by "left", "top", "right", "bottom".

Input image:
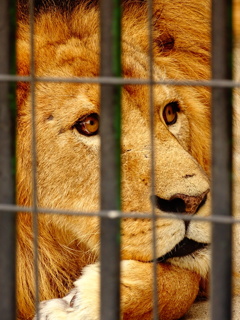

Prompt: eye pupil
[
  {"left": 163, "top": 102, "right": 179, "bottom": 125},
  {"left": 74, "top": 113, "right": 99, "bottom": 136}
]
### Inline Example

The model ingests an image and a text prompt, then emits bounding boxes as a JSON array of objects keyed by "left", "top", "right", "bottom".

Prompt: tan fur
[
  {"left": 234, "top": 0, "right": 240, "bottom": 41},
  {"left": 17, "top": 1, "right": 211, "bottom": 319}
]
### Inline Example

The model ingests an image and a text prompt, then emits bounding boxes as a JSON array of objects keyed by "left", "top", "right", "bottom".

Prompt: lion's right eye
[
  {"left": 163, "top": 102, "right": 179, "bottom": 126},
  {"left": 74, "top": 113, "right": 99, "bottom": 136}
]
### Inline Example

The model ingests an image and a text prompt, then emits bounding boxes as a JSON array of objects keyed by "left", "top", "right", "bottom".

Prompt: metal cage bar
[
  {"left": 211, "top": 0, "right": 233, "bottom": 319},
  {"left": 146, "top": 0, "right": 159, "bottom": 318},
  {"left": 28, "top": 0, "right": 41, "bottom": 317},
  {"left": 100, "top": 0, "right": 121, "bottom": 319},
  {"left": 2, "top": 74, "right": 240, "bottom": 87},
  {"left": 0, "top": 0, "right": 16, "bottom": 319}
]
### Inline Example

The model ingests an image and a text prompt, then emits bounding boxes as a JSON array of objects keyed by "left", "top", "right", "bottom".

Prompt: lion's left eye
[
  {"left": 74, "top": 113, "right": 99, "bottom": 136},
  {"left": 163, "top": 102, "right": 179, "bottom": 126}
]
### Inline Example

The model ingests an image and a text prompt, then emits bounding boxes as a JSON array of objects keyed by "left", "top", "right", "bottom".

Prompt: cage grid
[{"left": 0, "top": 0, "right": 239, "bottom": 320}]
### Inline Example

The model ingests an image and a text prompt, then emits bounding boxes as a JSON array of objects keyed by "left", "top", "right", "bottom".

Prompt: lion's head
[{"left": 17, "top": 0, "right": 211, "bottom": 318}]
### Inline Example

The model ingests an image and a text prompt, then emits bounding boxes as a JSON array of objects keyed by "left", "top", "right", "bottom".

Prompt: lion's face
[{"left": 17, "top": 3, "right": 211, "bottom": 278}]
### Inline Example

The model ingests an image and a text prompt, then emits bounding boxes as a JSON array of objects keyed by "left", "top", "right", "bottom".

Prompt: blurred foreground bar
[
  {"left": 211, "top": 0, "right": 233, "bottom": 319},
  {"left": 100, "top": 0, "right": 121, "bottom": 319},
  {"left": 0, "top": 0, "right": 16, "bottom": 319}
]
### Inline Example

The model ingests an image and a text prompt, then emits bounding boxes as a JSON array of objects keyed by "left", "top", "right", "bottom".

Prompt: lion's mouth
[{"left": 157, "top": 238, "right": 208, "bottom": 262}]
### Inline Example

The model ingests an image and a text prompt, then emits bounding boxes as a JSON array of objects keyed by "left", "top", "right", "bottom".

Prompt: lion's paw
[
  {"left": 33, "top": 295, "right": 74, "bottom": 320},
  {"left": 33, "top": 263, "right": 100, "bottom": 320},
  {"left": 33, "top": 260, "right": 200, "bottom": 320}
]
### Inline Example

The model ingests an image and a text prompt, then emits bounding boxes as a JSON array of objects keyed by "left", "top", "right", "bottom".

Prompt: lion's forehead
[{"left": 35, "top": 38, "right": 158, "bottom": 80}]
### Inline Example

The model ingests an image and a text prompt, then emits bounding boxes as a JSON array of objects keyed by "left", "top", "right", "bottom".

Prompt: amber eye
[
  {"left": 74, "top": 113, "right": 99, "bottom": 136},
  {"left": 163, "top": 102, "right": 179, "bottom": 125}
]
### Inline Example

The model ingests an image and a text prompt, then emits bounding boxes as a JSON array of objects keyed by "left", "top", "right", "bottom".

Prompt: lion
[{"left": 16, "top": 0, "right": 211, "bottom": 319}]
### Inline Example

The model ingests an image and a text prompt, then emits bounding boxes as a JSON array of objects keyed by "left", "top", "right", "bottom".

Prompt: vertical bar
[
  {"left": 100, "top": 0, "right": 121, "bottom": 320},
  {"left": 0, "top": 0, "right": 16, "bottom": 319},
  {"left": 211, "top": 0, "right": 233, "bottom": 319},
  {"left": 146, "top": 1, "right": 159, "bottom": 319},
  {"left": 28, "top": 0, "right": 40, "bottom": 317}
]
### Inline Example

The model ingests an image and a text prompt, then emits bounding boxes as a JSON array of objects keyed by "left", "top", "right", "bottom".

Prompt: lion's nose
[{"left": 153, "top": 189, "right": 209, "bottom": 215}]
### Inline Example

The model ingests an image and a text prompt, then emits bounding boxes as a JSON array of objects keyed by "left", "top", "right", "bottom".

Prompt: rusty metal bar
[{"left": 211, "top": 0, "right": 233, "bottom": 319}]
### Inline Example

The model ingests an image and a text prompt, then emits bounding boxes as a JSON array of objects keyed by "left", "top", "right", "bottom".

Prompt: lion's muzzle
[{"left": 156, "top": 238, "right": 209, "bottom": 262}]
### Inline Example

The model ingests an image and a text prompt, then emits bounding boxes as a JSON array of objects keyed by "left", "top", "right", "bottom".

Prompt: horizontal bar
[
  {"left": 2, "top": 204, "right": 240, "bottom": 224},
  {"left": 1, "top": 74, "right": 240, "bottom": 87}
]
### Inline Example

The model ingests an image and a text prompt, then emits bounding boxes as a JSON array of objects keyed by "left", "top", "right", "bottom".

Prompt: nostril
[
  {"left": 153, "top": 196, "right": 186, "bottom": 213},
  {"left": 152, "top": 189, "right": 209, "bottom": 215}
]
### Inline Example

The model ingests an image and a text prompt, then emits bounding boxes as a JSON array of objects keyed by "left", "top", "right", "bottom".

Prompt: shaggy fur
[{"left": 17, "top": 1, "right": 211, "bottom": 319}]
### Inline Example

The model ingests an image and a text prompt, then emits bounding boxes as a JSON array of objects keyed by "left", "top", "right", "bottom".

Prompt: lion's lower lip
[{"left": 157, "top": 238, "right": 208, "bottom": 262}]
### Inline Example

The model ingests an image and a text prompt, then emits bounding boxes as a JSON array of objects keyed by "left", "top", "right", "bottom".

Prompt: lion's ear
[
  {"left": 153, "top": 2, "right": 210, "bottom": 58},
  {"left": 17, "top": 23, "right": 30, "bottom": 109},
  {"left": 154, "top": 31, "right": 175, "bottom": 55},
  {"left": 152, "top": 8, "right": 175, "bottom": 56}
]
